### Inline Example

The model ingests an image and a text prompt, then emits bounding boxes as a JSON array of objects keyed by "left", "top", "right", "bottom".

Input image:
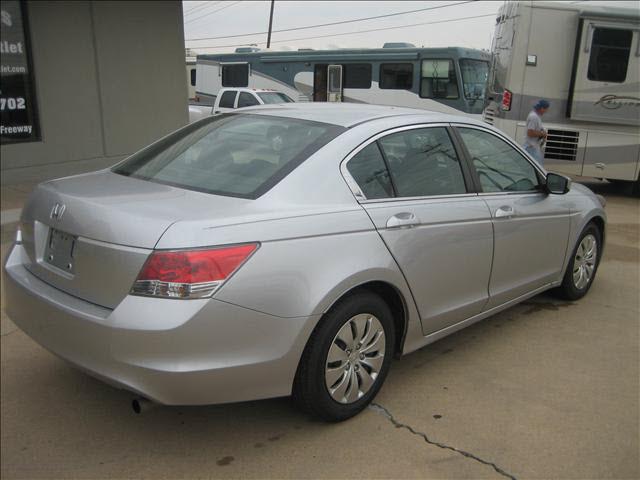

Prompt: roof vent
[
  {"left": 382, "top": 42, "right": 416, "bottom": 48},
  {"left": 235, "top": 47, "right": 260, "bottom": 53}
]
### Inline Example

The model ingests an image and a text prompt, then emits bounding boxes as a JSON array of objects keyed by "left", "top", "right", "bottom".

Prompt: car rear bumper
[{"left": 3, "top": 243, "right": 318, "bottom": 405}]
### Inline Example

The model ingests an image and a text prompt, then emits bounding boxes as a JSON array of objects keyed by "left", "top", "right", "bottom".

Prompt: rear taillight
[
  {"left": 131, "top": 243, "right": 258, "bottom": 299},
  {"left": 501, "top": 89, "right": 512, "bottom": 111}
]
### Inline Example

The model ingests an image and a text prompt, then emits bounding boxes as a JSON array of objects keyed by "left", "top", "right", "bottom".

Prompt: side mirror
[{"left": 545, "top": 172, "right": 571, "bottom": 195}]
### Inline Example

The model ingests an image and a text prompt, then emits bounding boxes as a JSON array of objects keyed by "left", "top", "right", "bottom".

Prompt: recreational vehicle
[
  {"left": 484, "top": 1, "right": 640, "bottom": 191},
  {"left": 194, "top": 45, "right": 490, "bottom": 116}
]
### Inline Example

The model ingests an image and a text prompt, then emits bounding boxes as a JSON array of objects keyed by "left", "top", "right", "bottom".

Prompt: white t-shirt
[{"left": 525, "top": 110, "right": 544, "bottom": 148}]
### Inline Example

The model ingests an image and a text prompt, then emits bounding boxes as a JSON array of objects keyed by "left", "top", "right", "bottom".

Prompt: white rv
[{"left": 483, "top": 1, "right": 640, "bottom": 192}]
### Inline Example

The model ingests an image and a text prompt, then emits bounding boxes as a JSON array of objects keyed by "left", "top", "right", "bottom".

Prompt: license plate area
[{"left": 44, "top": 228, "right": 77, "bottom": 274}]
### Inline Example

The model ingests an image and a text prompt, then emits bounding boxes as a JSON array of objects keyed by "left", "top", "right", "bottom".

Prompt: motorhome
[
  {"left": 194, "top": 45, "right": 490, "bottom": 116},
  {"left": 483, "top": 1, "right": 640, "bottom": 191}
]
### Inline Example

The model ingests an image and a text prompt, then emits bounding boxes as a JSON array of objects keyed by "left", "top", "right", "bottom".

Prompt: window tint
[
  {"left": 219, "top": 91, "right": 237, "bottom": 108},
  {"left": 222, "top": 64, "right": 249, "bottom": 87},
  {"left": 343, "top": 64, "right": 372, "bottom": 89},
  {"left": 459, "top": 59, "right": 488, "bottom": 100},
  {"left": 257, "top": 92, "right": 294, "bottom": 104},
  {"left": 237, "top": 92, "right": 259, "bottom": 108},
  {"left": 420, "top": 59, "right": 458, "bottom": 99},
  {"left": 588, "top": 28, "right": 632, "bottom": 83},
  {"left": 347, "top": 143, "right": 393, "bottom": 199},
  {"left": 380, "top": 63, "right": 413, "bottom": 90},
  {"left": 458, "top": 128, "right": 540, "bottom": 193},
  {"left": 190, "top": 68, "right": 196, "bottom": 87},
  {"left": 378, "top": 128, "right": 467, "bottom": 197},
  {"left": 113, "top": 115, "right": 342, "bottom": 199}
]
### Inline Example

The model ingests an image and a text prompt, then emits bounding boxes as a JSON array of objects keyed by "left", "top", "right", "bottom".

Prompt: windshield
[
  {"left": 113, "top": 114, "right": 343, "bottom": 198},
  {"left": 257, "top": 92, "right": 294, "bottom": 104},
  {"left": 459, "top": 59, "right": 489, "bottom": 100}
]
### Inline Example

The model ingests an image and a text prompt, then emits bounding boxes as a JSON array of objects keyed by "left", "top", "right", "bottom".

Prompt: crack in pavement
[
  {"left": 1, "top": 328, "right": 19, "bottom": 337},
  {"left": 369, "top": 403, "right": 517, "bottom": 480}
]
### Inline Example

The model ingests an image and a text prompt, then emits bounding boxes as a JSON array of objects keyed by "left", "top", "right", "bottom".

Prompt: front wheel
[
  {"left": 553, "top": 223, "right": 602, "bottom": 300},
  {"left": 293, "top": 291, "right": 395, "bottom": 422}
]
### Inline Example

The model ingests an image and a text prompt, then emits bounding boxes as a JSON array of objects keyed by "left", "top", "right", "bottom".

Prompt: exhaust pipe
[{"left": 132, "top": 397, "right": 157, "bottom": 414}]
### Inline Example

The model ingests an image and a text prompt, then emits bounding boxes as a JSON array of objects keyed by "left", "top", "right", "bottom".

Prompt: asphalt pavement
[{"left": 1, "top": 179, "right": 638, "bottom": 479}]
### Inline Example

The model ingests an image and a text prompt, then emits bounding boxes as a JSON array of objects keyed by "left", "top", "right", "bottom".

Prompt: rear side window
[
  {"left": 113, "top": 115, "right": 344, "bottom": 199},
  {"left": 237, "top": 92, "right": 259, "bottom": 108},
  {"left": 347, "top": 143, "right": 393, "bottom": 199},
  {"left": 222, "top": 64, "right": 249, "bottom": 87},
  {"left": 219, "top": 91, "right": 237, "bottom": 108},
  {"left": 378, "top": 128, "right": 467, "bottom": 197},
  {"left": 380, "top": 63, "right": 413, "bottom": 90},
  {"left": 588, "top": 28, "right": 632, "bottom": 83},
  {"left": 420, "top": 59, "right": 459, "bottom": 99},
  {"left": 343, "top": 64, "right": 372, "bottom": 89},
  {"left": 458, "top": 127, "right": 540, "bottom": 192}
]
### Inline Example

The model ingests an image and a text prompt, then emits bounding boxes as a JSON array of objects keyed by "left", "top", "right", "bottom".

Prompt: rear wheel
[
  {"left": 293, "top": 291, "right": 395, "bottom": 422},
  {"left": 553, "top": 223, "right": 602, "bottom": 300}
]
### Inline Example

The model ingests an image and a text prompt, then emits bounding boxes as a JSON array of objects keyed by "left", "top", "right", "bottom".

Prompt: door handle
[
  {"left": 386, "top": 212, "right": 419, "bottom": 229},
  {"left": 494, "top": 206, "right": 515, "bottom": 219}
]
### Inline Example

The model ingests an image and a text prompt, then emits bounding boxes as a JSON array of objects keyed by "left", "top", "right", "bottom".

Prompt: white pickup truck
[{"left": 188, "top": 88, "right": 294, "bottom": 123}]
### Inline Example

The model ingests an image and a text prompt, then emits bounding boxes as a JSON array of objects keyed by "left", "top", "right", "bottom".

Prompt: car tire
[
  {"left": 553, "top": 222, "right": 602, "bottom": 301},
  {"left": 292, "top": 291, "right": 395, "bottom": 422}
]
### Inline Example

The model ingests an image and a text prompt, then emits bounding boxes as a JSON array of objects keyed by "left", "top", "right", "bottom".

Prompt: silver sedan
[{"left": 3, "top": 104, "right": 606, "bottom": 421}]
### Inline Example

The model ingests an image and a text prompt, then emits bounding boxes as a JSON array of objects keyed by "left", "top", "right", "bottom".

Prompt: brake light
[
  {"left": 501, "top": 89, "right": 512, "bottom": 111},
  {"left": 131, "top": 243, "right": 259, "bottom": 299}
]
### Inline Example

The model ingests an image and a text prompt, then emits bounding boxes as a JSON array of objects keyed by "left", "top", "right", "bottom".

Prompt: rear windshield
[
  {"left": 257, "top": 92, "right": 294, "bottom": 104},
  {"left": 113, "top": 114, "right": 343, "bottom": 199}
]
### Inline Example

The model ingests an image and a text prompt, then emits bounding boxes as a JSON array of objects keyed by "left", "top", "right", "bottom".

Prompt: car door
[
  {"left": 215, "top": 90, "right": 238, "bottom": 113},
  {"left": 342, "top": 125, "right": 494, "bottom": 335},
  {"left": 453, "top": 125, "right": 572, "bottom": 309}
]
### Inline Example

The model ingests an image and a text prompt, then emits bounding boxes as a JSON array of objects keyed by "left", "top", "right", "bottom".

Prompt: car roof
[{"left": 237, "top": 103, "right": 487, "bottom": 128}]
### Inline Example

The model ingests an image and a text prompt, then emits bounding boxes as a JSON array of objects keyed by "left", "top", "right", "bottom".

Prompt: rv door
[
  {"left": 568, "top": 18, "right": 639, "bottom": 126},
  {"left": 327, "top": 65, "right": 343, "bottom": 102}
]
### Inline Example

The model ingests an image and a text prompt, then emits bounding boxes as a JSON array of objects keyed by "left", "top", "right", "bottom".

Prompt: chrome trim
[
  {"left": 339, "top": 123, "right": 456, "bottom": 202},
  {"left": 360, "top": 193, "right": 478, "bottom": 204}
]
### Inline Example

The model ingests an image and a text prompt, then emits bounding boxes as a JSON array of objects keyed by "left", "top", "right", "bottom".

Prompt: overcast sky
[{"left": 182, "top": 1, "right": 639, "bottom": 54}]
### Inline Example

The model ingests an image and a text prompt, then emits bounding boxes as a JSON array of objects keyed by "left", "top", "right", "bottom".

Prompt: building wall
[{"left": 1, "top": 1, "right": 188, "bottom": 184}]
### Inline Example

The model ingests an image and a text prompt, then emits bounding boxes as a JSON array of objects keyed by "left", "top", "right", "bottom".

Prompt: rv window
[
  {"left": 222, "top": 64, "right": 249, "bottom": 87},
  {"left": 459, "top": 59, "right": 488, "bottom": 100},
  {"left": 237, "top": 92, "right": 260, "bottom": 108},
  {"left": 420, "top": 59, "right": 459, "bottom": 99},
  {"left": 587, "top": 28, "right": 632, "bottom": 83},
  {"left": 343, "top": 64, "right": 372, "bottom": 89},
  {"left": 219, "top": 91, "right": 237, "bottom": 108},
  {"left": 380, "top": 63, "right": 413, "bottom": 90},
  {"left": 190, "top": 68, "right": 196, "bottom": 87}
]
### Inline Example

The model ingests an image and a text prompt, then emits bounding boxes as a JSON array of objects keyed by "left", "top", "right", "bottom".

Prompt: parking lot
[{"left": 1, "top": 179, "right": 638, "bottom": 480}]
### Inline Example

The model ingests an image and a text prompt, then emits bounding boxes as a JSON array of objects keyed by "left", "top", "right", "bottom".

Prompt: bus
[
  {"left": 194, "top": 44, "right": 490, "bottom": 116},
  {"left": 483, "top": 1, "right": 640, "bottom": 192}
]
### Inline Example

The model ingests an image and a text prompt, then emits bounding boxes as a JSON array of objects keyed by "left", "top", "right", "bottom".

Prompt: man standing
[{"left": 524, "top": 99, "right": 550, "bottom": 165}]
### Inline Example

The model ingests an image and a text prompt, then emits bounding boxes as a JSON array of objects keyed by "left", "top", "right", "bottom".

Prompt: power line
[
  {"left": 184, "top": 2, "right": 219, "bottom": 15},
  {"left": 186, "top": 1, "right": 242, "bottom": 25},
  {"left": 193, "top": 12, "right": 497, "bottom": 50},
  {"left": 186, "top": 1, "right": 475, "bottom": 42}
]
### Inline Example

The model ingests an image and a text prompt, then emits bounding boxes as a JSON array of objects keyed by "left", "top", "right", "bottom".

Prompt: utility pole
[{"left": 266, "top": 0, "right": 275, "bottom": 49}]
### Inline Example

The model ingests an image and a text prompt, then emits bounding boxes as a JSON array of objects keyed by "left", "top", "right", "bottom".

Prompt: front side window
[
  {"left": 458, "top": 127, "right": 540, "bottom": 193},
  {"left": 420, "top": 59, "right": 458, "bottom": 99},
  {"left": 257, "top": 92, "right": 294, "bottom": 104},
  {"left": 221, "top": 64, "right": 249, "bottom": 87},
  {"left": 343, "top": 64, "right": 372, "bottom": 89},
  {"left": 459, "top": 59, "right": 488, "bottom": 100},
  {"left": 218, "top": 91, "right": 237, "bottom": 108},
  {"left": 113, "top": 115, "right": 343, "bottom": 198},
  {"left": 380, "top": 63, "right": 413, "bottom": 90},
  {"left": 588, "top": 28, "right": 632, "bottom": 83},
  {"left": 237, "top": 92, "right": 259, "bottom": 108},
  {"left": 346, "top": 143, "right": 393, "bottom": 199},
  {"left": 378, "top": 127, "right": 467, "bottom": 197}
]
